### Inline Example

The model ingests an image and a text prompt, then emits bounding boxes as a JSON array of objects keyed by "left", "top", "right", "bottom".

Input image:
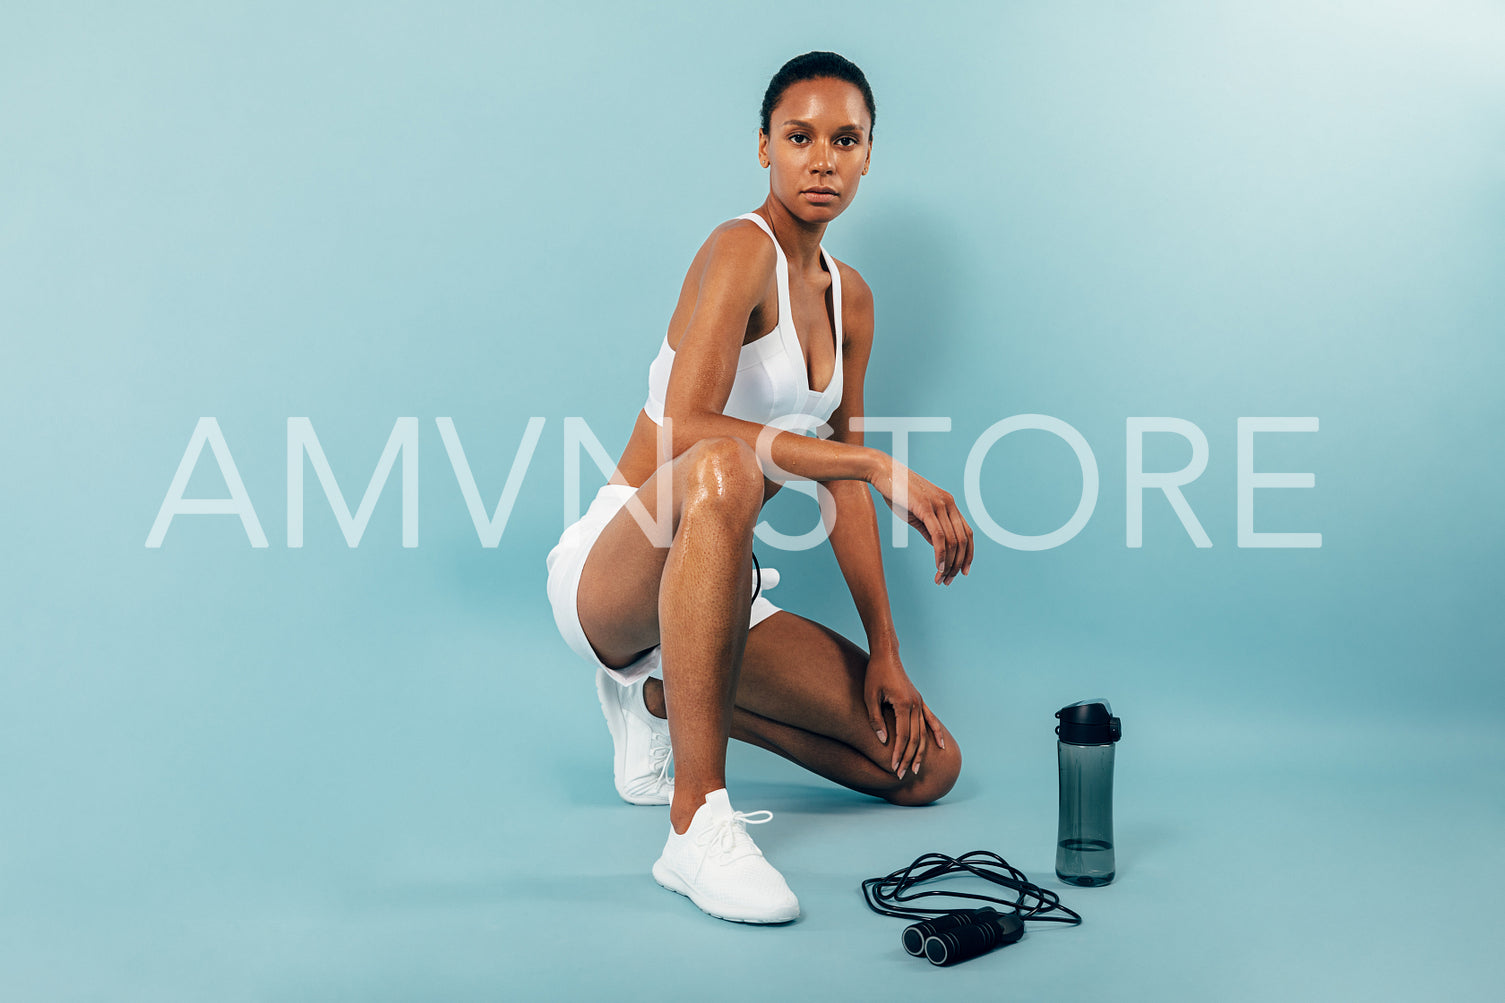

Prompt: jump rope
[{"left": 861, "top": 852, "right": 1082, "bottom": 966}]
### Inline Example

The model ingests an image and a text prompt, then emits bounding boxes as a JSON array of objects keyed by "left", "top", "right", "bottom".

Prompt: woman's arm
[
  {"left": 824, "top": 264, "right": 965, "bottom": 779},
  {"left": 823, "top": 266, "right": 900, "bottom": 656},
  {"left": 661, "top": 220, "right": 969, "bottom": 579},
  {"left": 659, "top": 219, "right": 878, "bottom": 481}
]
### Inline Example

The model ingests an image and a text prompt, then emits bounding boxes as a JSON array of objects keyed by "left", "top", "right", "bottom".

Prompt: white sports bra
[{"left": 642, "top": 212, "right": 844, "bottom": 432}]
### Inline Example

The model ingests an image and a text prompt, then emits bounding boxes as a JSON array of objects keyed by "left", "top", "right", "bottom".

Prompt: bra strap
[
  {"left": 821, "top": 245, "right": 844, "bottom": 379},
  {"left": 736, "top": 213, "right": 793, "bottom": 354}
]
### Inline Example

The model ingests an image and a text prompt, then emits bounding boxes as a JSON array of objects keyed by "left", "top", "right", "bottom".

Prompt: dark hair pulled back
[{"left": 760, "top": 51, "right": 876, "bottom": 137}]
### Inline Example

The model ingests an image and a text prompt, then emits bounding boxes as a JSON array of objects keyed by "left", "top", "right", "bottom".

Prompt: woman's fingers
[
  {"left": 888, "top": 698, "right": 911, "bottom": 773},
  {"left": 927, "top": 486, "right": 953, "bottom": 581},
  {"left": 942, "top": 501, "right": 971, "bottom": 584},
  {"left": 923, "top": 508, "right": 949, "bottom": 584},
  {"left": 913, "top": 709, "right": 929, "bottom": 776},
  {"left": 923, "top": 491, "right": 962, "bottom": 585},
  {"left": 864, "top": 687, "right": 888, "bottom": 746},
  {"left": 900, "top": 703, "right": 922, "bottom": 778},
  {"left": 938, "top": 520, "right": 956, "bottom": 584},
  {"left": 922, "top": 702, "right": 947, "bottom": 750},
  {"left": 929, "top": 490, "right": 972, "bottom": 584},
  {"left": 908, "top": 496, "right": 947, "bottom": 584}
]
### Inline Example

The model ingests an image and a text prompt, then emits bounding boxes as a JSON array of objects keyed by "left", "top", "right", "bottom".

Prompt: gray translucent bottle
[{"left": 1055, "top": 699, "right": 1122, "bottom": 887}]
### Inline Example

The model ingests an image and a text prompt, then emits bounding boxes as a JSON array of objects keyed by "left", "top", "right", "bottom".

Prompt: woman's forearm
[
  {"left": 664, "top": 409, "right": 881, "bottom": 484},
  {"left": 826, "top": 479, "right": 900, "bottom": 657}
]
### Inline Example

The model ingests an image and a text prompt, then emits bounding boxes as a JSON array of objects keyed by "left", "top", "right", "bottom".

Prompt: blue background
[{"left": 3, "top": 1, "right": 1502, "bottom": 999}]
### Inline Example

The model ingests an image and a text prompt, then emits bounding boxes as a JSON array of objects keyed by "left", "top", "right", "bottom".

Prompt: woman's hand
[
  {"left": 864, "top": 649, "right": 947, "bottom": 779},
  {"left": 868, "top": 456, "right": 974, "bottom": 585}
]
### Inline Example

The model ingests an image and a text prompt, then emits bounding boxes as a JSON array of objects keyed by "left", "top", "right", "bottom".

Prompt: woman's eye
[{"left": 789, "top": 133, "right": 809, "bottom": 144}]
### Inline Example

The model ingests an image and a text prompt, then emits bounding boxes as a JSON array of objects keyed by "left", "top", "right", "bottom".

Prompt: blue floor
[{"left": 4, "top": 611, "right": 1501, "bottom": 1002}]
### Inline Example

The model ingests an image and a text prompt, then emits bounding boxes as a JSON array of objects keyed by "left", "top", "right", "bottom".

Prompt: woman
[{"left": 545, "top": 51, "right": 973, "bottom": 924}]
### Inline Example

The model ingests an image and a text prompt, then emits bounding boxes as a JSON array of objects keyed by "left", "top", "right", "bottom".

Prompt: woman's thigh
[
  {"left": 575, "top": 438, "right": 763, "bottom": 670},
  {"left": 737, "top": 609, "right": 959, "bottom": 775}
]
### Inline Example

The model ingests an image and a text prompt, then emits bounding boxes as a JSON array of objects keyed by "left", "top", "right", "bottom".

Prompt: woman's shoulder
[
  {"left": 831, "top": 258, "right": 874, "bottom": 345},
  {"left": 832, "top": 257, "right": 872, "bottom": 309},
  {"left": 680, "top": 216, "right": 778, "bottom": 290},
  {"left": 703, "top": 215, "right": 778, "bottom": 262}
]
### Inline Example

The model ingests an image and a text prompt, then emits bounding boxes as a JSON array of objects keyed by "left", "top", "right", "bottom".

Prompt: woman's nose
[{"left": 810, "top": 143, "right": 835, "bottom": 173}]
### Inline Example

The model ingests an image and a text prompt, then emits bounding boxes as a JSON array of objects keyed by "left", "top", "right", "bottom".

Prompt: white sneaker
[
  {"left": 596, "top": 668, "right": 674, "bottom": 805},
  {"left": 652, "top": 788, "right": 800, "bottom": 924}
]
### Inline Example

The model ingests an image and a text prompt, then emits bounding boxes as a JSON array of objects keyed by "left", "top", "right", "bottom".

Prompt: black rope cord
[
  {"left": 862, "top": 851, "right": 1083, "bottom": 926},
  {"left": 751, "top": 550, "right": 762, "bottom": 605}
]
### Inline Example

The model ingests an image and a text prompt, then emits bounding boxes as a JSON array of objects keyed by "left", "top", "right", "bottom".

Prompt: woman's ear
[{"left": 758, "top": 129, "right": 770, "bottom": 168}]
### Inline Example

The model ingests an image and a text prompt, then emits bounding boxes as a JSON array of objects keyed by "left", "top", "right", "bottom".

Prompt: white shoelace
[
  {"left": 623, "top": 728, "right": 674, "bottom": 799},
  {"left": 695, "top": 808, "right": 774, "bottom": 863},
  {"left": 646, "top": 731, "right": 673, "bottom": 788}
]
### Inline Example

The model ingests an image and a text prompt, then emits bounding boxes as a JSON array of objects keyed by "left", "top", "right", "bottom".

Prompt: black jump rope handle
[
  {"left": 923, "top": 912, "right": 1026, "bottom": 967},
  {"left": 901, "top": 908, "right": 999, "bottom": 956}
]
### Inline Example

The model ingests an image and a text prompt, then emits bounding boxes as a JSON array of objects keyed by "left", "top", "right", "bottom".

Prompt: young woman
[{"left": 545, "top": 51, "right": 972, "bottom": 924}]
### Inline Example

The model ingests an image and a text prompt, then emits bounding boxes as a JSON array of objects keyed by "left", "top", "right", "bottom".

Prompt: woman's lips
[{"left": 802, "top": 190, "right": 838, "bottom": 203}]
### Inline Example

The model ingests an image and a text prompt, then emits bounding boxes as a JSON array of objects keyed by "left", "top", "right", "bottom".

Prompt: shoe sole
[
  {"left": 652, "top": 858, "right": 799, "bottom": 925},
  {"left": 595, "top": 670, "right": 672, "bottom": 806}
]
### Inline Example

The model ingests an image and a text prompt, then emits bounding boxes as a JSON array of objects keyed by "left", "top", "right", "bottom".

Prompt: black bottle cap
[{"left": 1055, "top": 699, "right": 1122, "bottom": 745}]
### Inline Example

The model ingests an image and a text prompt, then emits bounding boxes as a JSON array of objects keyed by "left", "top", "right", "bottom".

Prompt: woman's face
[{"left": 759, "top": 77, "right": 872, "bottom": 224}]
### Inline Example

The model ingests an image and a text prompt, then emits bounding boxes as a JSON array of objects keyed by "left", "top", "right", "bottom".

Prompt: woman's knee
[
  {"left": 883, "top": 736, "right": 962, "bottom": 807},
  {"left": 679, "top": 437, "right": 763, "bottom": 520}
]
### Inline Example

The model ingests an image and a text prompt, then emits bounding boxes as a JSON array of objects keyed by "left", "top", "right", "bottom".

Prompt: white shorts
[{"left": 545, "top": 483, "right": 784, "bottom": 687}]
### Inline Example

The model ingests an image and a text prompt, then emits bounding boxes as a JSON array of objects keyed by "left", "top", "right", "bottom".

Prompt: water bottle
[{"left": 1055, "top": 699, "right": 1122, "bottom": 887}]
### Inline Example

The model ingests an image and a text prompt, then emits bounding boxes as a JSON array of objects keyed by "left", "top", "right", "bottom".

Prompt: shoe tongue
[{"left": 700, "top": 788, "right": 733, "bottom": 819}]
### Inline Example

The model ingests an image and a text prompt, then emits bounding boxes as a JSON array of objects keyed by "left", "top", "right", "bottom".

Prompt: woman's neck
[{"left": 758, "top": 197, "right": 829, "bottom": 273}]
